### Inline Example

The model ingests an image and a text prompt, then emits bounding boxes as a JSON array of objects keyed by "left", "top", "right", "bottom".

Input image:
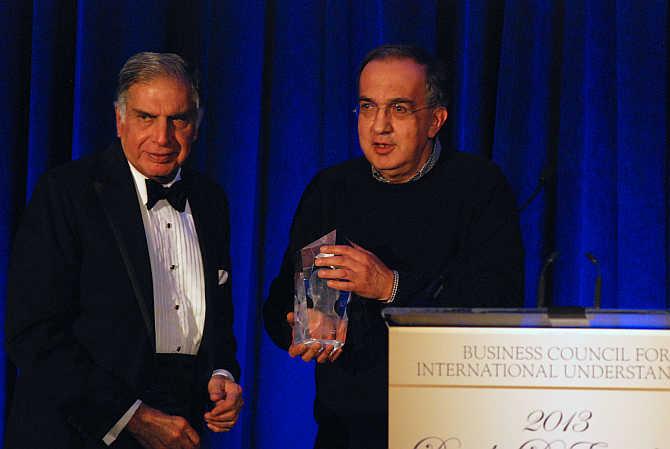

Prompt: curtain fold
[{"left": 2, "top": 1, "right": 668, "bottom": 448}]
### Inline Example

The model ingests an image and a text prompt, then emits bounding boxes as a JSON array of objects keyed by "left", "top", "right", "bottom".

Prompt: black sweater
[{"left": 263, "top": 148, "right": 524, "bottom": 420}]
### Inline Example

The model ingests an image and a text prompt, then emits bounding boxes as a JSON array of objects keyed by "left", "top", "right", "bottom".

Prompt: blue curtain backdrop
[{"left": 1, "top": 0, "right": 668, "bottom": 447}]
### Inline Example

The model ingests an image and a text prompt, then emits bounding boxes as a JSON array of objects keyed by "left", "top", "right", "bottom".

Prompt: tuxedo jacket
[{"left": 6, "top": 143, "right": 240, "bottom": 448}]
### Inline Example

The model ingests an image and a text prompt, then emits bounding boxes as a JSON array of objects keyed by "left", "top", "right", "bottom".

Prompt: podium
[{"left": 383, "top": 308, "right": 670, "bottom": 448}]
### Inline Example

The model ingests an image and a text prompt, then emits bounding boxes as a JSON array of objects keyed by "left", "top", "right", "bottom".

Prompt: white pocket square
[{"left": 218, "top": 269, "right": 229, "bottom": 285}]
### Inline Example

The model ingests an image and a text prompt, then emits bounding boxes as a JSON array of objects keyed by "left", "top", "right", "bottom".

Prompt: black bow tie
[{"left": 145, "top": 178, "right": 188, "bottom": 212}]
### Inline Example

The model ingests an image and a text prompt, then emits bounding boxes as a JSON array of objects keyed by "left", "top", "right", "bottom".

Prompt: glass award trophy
[{"left": 293, "top": 230, "right": 350, "bottom": 350}]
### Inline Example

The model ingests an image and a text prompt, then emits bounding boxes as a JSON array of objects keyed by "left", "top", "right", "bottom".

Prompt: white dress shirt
[
  {"left": 103, "top": 163, "right": 233, "bottom": 445},
  {"left": 133, "top": 165, "right": 206, "bottom": 355}
]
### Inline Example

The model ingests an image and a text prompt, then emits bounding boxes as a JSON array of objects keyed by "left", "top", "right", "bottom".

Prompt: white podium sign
[{"left": 389, "top": 326, "right": 670, "bottom": 449}]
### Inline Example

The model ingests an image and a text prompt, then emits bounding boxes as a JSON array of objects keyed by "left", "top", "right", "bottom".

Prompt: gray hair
[
  {"left": 115, "top": 52, "right": 200, "bottom": 121},
  {"left": 358, "top": 44, "right": 449, "bottom": 108}
]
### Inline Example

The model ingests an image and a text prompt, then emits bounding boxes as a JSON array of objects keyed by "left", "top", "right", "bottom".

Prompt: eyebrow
[
  {"left": 131, "top": 108, "right": 195, "bottom": 120},
  {"left": 169, "top": 112, "right": 193, "bottom": 121},
  {"left": 131, "top": 108, "right": 156, "bottom": 118},
  {"left": 388, "top": 97, "right": 415, "bottom": 105},
  {"left": 357, "top": 96, "right": 415, "bottom": 104}
]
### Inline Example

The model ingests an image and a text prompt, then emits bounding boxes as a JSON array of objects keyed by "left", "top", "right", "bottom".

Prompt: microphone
[
  {"left": 423, "top": 157, "right": 556, "bottom": 304},
  {"left": 537, "top": 251, "right": 559, "bottom": 308},
  {"left": 517, "top": 159, "right": 556, "bottom": 213},
  {"left": 524, "top": 158, "right": 558, "bottom": 309},
  {"left": 586, "top": 253, "right": 602, "bottom": 309}
]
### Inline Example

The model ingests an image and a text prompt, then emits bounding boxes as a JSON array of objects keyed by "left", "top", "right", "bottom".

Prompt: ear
[
  {"left": 427, "top": 107, "right": 448, "bottom": 139},
  {"left": 192, "top": 108, "right": 204, "bottom": 142},
  {"left": 114, "top": 105, "right": 124, "bottom": 138}
]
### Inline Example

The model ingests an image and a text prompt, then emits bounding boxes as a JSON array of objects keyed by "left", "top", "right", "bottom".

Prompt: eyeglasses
[{"left": 353, "top": 101, "right": 435, "bottom": 120}]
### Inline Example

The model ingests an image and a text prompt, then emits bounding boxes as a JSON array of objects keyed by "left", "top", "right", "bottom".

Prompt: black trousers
[
  {"left": 114, "top": 353, "right": 204, "bottom": 449},
  {"left": 313, "top": 409, "right": 387, "bottom": 449},
  {"left": 142, "top": 353, "right": 202, "bottom": 425}
]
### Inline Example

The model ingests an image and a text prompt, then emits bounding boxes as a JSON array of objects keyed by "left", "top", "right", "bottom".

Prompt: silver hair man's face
[
  {"left": 115, "top": 52, "right": 200, "bottom": 123},
  {"left": 115, "top": 76, "right": 198, "bottom": 182}
]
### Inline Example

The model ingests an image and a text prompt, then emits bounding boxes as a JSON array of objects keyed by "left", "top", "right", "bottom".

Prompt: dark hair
[
  {"left": 115, "top": 52, "right": 200, "bottom": 117},
  {"left": 358, "top": 44, "right": 449, "bottom": 107}
]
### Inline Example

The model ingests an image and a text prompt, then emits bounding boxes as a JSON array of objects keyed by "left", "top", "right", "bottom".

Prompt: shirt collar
[
  {"left": 127, "top": 162, "right": 182, "bottom": 207},
  {"left": 371, "top": 139, "right": 442, "bottom": 184}
]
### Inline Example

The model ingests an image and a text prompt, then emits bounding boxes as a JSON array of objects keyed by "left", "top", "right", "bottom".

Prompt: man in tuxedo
[
  {"left": 6, "top": 52, "right": 243, "bottom": 449},
  {"left": 263, "top": 45, "right": 523, "bottom": 448}
]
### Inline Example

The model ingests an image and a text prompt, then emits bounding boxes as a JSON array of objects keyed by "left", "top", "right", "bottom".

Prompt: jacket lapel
[
  {"left": 93, "top": 144, "right": 156, "bottom": 350},
  {"left": 184, "top": 170, "right": 218, "bottom": 350}
]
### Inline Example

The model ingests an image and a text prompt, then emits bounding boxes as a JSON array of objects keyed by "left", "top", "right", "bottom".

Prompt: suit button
[
  {"left": 176, "top": 346, "right": 181, "bottom": 352},
  {"left": 175, "top": 304, "right": 180, "bottom": 310}
]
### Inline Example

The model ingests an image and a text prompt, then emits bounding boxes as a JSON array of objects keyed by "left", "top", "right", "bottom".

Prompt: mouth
[
  {"left": 372, "top": 142, "right": 395, "bottom": 155},
  {"left": 146, "top": 152, "right": 178, "bottom": 164}
]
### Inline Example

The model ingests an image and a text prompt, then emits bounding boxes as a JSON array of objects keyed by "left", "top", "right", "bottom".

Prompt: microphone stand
[
  {"left": 425, "top": 158, "right": 556, "bottom": 303},
  {"left": 586, "top": 253, "right": 602, "bottom": 309},
  {"left": 517, "top": 162, "right": 555, "bottom": 212},
  {"left": 537, "top": 251, "right": 559, "bottom": 308}
]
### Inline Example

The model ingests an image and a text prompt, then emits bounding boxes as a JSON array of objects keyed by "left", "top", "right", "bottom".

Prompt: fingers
[
  {"left": 206, "top": 420, "right": 235, "bottom": 433},
  {"left": 288, "top": 342, "right": 306, "bottom": 358},
  {"left": 316, "top": 344, "right": 335, "bottom": 364},
  {"left": 205, "top": 382, "right": 243, "bottom": 433},
  {"left": 313, "top": 255, "right": 350, "bottom": 269},
  {"left": 315, "top": 265, "right": 356, "bottom": 292},
  {"left": 288, "top": 342, "right": 321, "bottom": 361},
  {"left": 316, "top": 244, "right": 393, "bottom": 299},
  {"left": 329, "top": 347, "right": 343, "bottom": 362},
  {"left": 319, "top": 245, "right": 369, "bottom": 262},
  {"left": 336, "top": 319, "right": 348, "bottom": 342},
  {"left": 205, "top": 401, "right": 241, "bottom": 433},
  {"left": 207, "top": 377, "right": 227, "bottom": 403},
  {"left": 164, "top": 416, "right": 200, "bottom": 449},
  {"left": 317, "top": 268, "right": 357, "bottom": 291},
  {"left": 330, "top": 319, "right": 347, "bottom": 362},
  {"left": 205, "top": 409, "right": 240, "bottom": 433},
  {"left": 205, "top": 399, "right": 243, "bottom": 424},
  {"left": 316, "top": 267, "right": 349, "bottom": 279},
  {"left": 314, "top": 254, "right": 365, "bottom": 273},
  {"left": 288, "top": 342, "right": 339, "bottom": 363},
  {"left": 324, "top": 279, "right": 355, "bottom": 291},
  {"left": 207, "top": 406, "right": 241, "bottom": 421},
  {"left": 301, "top": 342, "right": 322, "bottom": 362},
  {"left": 127, "top": 404, "right": 200, "bottom": 449},
  {"left": 183, "top": 421, "right": 201, "bottom": 448},
  {"left": 286, "top": 312, "right": 295, "bottom": 327}
]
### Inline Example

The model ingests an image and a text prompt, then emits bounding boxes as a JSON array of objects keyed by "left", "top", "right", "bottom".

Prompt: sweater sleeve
[{"left": 392, "top": 162, "right": 525, "bottom": 308}]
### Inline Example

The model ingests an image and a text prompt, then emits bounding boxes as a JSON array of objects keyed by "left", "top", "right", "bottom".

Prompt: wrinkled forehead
[
  {"left": 129, "top": 76, "right": 196, "bottom": 102},
  {"left": 123, "top": 74, "right": 197, "bottom": 106},
  {"left": 123, "top": 77, "right": 197, "bottom": 117}
]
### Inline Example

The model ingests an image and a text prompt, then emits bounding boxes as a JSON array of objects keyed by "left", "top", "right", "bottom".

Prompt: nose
[
  {"left": 371, "top": 106, "right": 393, "bottom": 134},
  {"left": 153, "top": 117, "right": 172, "bottom": 146}
]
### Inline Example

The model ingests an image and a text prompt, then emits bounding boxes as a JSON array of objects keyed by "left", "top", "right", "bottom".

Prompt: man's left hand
[
  {"left": 316, "top": 243, "right": 394, "bottom": 301},
  {"left": 204, "top": 376, "right": 243, "bottom": 432}
]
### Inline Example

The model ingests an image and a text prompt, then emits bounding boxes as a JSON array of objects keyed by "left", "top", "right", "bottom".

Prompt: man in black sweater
[{"left": 263, "top": 45, "right": 524, "bottom": 449}]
